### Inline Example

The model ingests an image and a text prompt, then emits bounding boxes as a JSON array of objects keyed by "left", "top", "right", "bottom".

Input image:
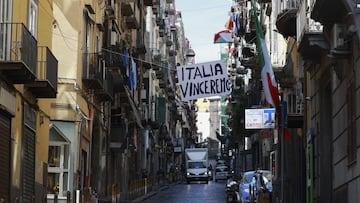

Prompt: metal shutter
[
  {"left": 22, "top": 127, "right": 35, "bottom": 202},
  {"left": 0, "top": 113, "right": 11, "bottom": 202}
]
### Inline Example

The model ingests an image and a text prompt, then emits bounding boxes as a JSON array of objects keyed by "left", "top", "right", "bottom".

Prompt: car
[
  {"left": 216, "top": 159, "right": 227, "bottom": 166},
  {"left": 239, "top": 170, "right": 272, "bottom": 203},
  {"left": 215, "top": 165, "right": 230, "bottom": 182}
]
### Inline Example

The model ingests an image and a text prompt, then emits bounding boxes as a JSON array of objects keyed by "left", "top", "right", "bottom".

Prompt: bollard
[
  {"left": 84, "top": 188, "right": 90, "bottom": 203},
  {"left": 67, "top": 191, "right": 71, "bottom": 203},
  {"left": 75, "top": 190, "right": 81, "bottom": 203},
  {"left": 144, "top": 178, "right": 147, "bottom": 195},
  {"left": 54, "top": 193, "right": 58, "bottom": 203},
  {"left": 111, "top": 184, "right": 116, "bottom": 203},
  {"left": 42, "top": 194, "right": 47, "bottom": 203}
]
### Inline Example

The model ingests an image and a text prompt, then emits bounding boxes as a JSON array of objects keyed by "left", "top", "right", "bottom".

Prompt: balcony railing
[
  {"left": 276, "top": 0, "right": 299, "bottom": 37},
  {"left": 280, "top": 0, "right": 299, "bottom": 12},
  {"left": 83, "top": 52, "right": 113, "bottom": 101},
  {"left": 0, "top": 23, "right": 37, "bottom": 83},
  {"left": 94, "top": 71, "right": 113, "bottom": 101},
  {"left": 121, "top": 1, "right": 134, "bottom": 16},
  {"left": 82, "top": 52, "right": 105, "bottom": 90},
  {"left": 25, "top": 46, "right": 58, "bottom": 98},
  {"left": 297, "top": 1, "right": 323, "bottom": 43},
  {"left": 104, "top": 45, "right": 124, "bottom": 68},
  {"left": 297, "top": 0, "right": 327, "bottom": 61},
  {"left": 144, "top": 0, "right": 153, "bottom": 6}
]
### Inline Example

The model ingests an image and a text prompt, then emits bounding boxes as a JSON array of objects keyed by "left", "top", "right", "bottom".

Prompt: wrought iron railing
[
  {"left": 297, "top": 1, "right": 323, "bottom": 43},
  {"left": 37, "top": 46, "right": 58, "bottom": 91},
  {"left": 83, "top": 52, "right": 105, "bottom": 81},
  {"left": 0, "top": 23, "right": 37, "bottom": 74},
  {"left": 280, "top": 0, "right": 299, "bottom": 11}
]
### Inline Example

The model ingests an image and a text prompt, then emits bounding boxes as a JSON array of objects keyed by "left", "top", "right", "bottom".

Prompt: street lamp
[{"left": 186, "top": 48, "right": 196, "bottom": 64}]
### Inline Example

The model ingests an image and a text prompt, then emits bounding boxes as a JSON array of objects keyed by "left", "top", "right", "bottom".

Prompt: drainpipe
[{"left": 76, "top": 105, "right": 92, "bottom": 190}]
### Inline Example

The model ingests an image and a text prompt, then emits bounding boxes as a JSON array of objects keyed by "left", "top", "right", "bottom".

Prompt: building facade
[
  {"left": 0, "top": 0, "right": 58, "bottom": 202},
  {"left": 1, "top": 0, "right": 197, "bottom": 202},
  {"left": 227, "top": 0, "right": 360, "bottom": 202}
]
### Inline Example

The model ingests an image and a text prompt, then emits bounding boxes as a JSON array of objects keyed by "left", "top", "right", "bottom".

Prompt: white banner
[{"left": 176, "top": 60, "right": 231, "bottom": 101}]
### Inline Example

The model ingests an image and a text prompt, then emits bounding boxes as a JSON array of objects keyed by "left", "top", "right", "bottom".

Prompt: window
[
  {"left": 47, "top": 143, "right": 70, "bottom": 196},
  {"left": 28, "top": 0, "right": 38, "bottom": 37},
  {"left": 0, "top": 0, "right": 11, "bottom": 60},
  {"left": 48, "top": 144, "right": 70, "bottom": 194},
  {"left": 347, "top": 81, "right": 357, "bottom": 164},
  {"left": 287, "top": 94, "right": 296, "bottom": 113}
]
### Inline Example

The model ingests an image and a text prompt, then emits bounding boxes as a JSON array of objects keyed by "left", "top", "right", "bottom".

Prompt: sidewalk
[{"left": 129, "top": 184, "right": 170, "bottom": 203}]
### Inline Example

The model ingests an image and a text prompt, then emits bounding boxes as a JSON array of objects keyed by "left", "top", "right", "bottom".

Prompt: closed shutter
[
  {"left": 22, "top": 127, "right": 35, "bottom": 202},
  {"left": 0, "top": 113, "right": 11, "bottom": 202}
]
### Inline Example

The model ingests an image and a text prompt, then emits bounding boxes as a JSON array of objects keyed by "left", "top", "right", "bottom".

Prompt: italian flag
[{"left": 253, "top": 1, "right": 279, "bottom": 107}]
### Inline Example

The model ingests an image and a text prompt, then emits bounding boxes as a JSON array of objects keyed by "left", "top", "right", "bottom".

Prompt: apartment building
[{"left": 0, "top": 0, "right": 58, "bottom": 202}]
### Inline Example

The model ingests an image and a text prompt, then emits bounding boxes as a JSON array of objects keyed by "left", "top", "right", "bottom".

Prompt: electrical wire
[
  {"left": 102, "top": 47, "right": 178, "bottom": 72},
  {"left": 177, "top": 4, "right": 231, "bottom": 13},
  {"left": 38, "top": 0, "right": 79, "bottom": 52}
]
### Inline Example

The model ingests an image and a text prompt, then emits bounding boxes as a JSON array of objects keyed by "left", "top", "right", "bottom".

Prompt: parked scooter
[{"left": 225, "top": 179, "right": 240, "bottom": 203}]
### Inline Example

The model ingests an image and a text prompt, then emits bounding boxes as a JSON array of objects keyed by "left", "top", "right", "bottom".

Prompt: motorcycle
[{"left": 225, "top": 179, "right": 240, "bottom": 203}]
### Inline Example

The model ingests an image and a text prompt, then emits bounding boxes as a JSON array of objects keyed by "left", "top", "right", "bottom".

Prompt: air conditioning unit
[
  {"left": 332, "top": 24, "right": 347, "bottom": 50},
  {"left": 110, "top": 31, "right": 117, "bottom": 45}
]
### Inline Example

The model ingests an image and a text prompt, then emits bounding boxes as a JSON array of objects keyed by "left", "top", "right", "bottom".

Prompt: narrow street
[
  {"left": 142, "top": 180, "right": 227, "bottom": 203},
  {"left": 2, "top": 0, "right": 359, "bottom": 202}
]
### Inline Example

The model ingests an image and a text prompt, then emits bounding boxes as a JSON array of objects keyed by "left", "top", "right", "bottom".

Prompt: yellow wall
[
  {"left": 12, "top": 0, "right": 28, "bottom": 23},
  {"left": 52, "top": 1, "right": 79, "bottom": 81},
  {"left": 11, "top": 95, "right": 23, "bottom": 188},
  {"left": 10, "top": 0, "right": 28, "bottom": 189},
  {"left": 51, "top": 0, "right": 103, "bottom": 122},
  {"left": 10, "top": 0, "right": 56, "bottom": 187}
]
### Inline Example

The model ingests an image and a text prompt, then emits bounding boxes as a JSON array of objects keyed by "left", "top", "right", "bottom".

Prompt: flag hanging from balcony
[
  {"left": 252, "top": 1, "right": 279, "bottom": 107},
  {"left": 129, "top": 57, "right": 137, "bottom": 90},
  {"left": 214, "top": 30, "right": 233, "bottom": 43}
]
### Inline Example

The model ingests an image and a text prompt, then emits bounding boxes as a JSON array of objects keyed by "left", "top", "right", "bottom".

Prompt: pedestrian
[{"left": 181, "top": 163, "right": 186, "bottom": 182}]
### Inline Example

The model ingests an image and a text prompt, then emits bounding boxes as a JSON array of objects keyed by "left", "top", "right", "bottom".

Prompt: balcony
[
  {"left": 121, "top": 1, "right": 134, "bottom": 16},
  {"left": 244, "top": 13, "right": 257, "bottom": 43},
  {"left": 142, "top": 51, "right": 152, "bottom": 70},
  {"left": 122, "top": 1, "right": 140, "bottom": 29},
  {"left": 298, "top": 2, "right": 328, "bottom": 62},
  {"left": 311, "top": 0, "right": 347, "bottom": 26},
  {"left": 152, "top": 4, "right": 159, "bottom": 15},
  {"left": 156, "top": 68, "right": 164, "bottom": 79},
  {"left": 103, "top": 45, "right": 124, "bottom": 69},
  {"left": 144, "top": 0, "right": 153, "bottom": 6},
  {"left": 159, "top": 22, "right": 165, "bottom": 37},
  {"left": 152, "top": 53, "right": 161, "bottom": 71},
  {"left": 94, "top": 71, "right": 113, "bottom": 101},
  {"left": 109, "top": 124, "right": 126, "bottom": 152},
  {"left": 136, "top": 43, "right": 146, "bottom": 55},
  {"left": 0, "top": 23, "right": 37, "bottom": 84},
  {"left": 82, "top": 52, "right": 105, "bottom": 90},
  {"left": 125, "top": 16, "right": 138, "bottom": 29},
  {"left": 25, "top": 47, "right": 58, "bottom": 98},
  {"left": 276, "top": 0, "right": 299, "bottom": 38}
]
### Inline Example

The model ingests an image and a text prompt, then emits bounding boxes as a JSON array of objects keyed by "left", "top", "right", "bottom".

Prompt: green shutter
[{"left": 156, "top": 97, "right": 166, "bottom": 123}]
